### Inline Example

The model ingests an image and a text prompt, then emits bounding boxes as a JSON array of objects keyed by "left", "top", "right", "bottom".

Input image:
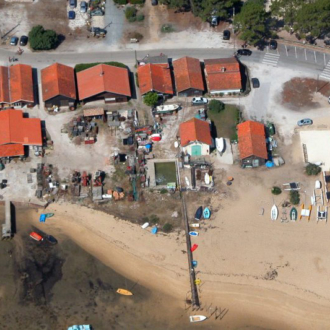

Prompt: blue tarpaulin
[
  {"left": 266, "top": 161, "right": 275, "bottom": 168},
  {"left": 39, "top": 214, "right": 46, "bottom": 222}
]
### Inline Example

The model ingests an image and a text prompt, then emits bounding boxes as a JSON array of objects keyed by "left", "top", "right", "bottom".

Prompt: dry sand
[{"left": 30, "top": 159, "right": 330, "bottom": 329}]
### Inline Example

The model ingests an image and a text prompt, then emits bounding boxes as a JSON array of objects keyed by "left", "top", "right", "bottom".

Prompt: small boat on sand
[
  {"left": 203, "top": 207, "right": 211, "bottom": 219},
  {"left": 290, "top": 207, "right": 297, "bottom": 221},
  {"left": 204, "top": 173, "right": 210, "bottom": 185},
  {"left": 185, "top": 177, "right": 190, "bottom": 187},
  {"left": 189, "top": 315, "right": 207, "bottom": 323},
  {"left": 156, "top": 104, "right": 180, "bottom": 113},
  {"left": 215, "top": 137, "right": 225, "bottom": 154},
  {"left": 141, "top": 222, "right": 149, "bottom": 229},
  {"left": 271, "top": 204, "right": 278, "bottom": 221},
  {"left": 151, "top": 226, "right": 158, "bottom": 234},
  {"left": 192, "top": 260, "right": 198, "bottom": 267},
  {"left": 30, "top": 232, "right": 43, "bottom": 241},
  {"left": 189, "top": 231, "right": 199, "bottom": 237},
  {"left": 117, "top": 288, "right": 133, "bottom": 296},
  {"left": 150, "top": 134, "right": 161, "bottom": 142},
  {"left": 39, "top": 213, "right": 54, "bottom": 222},
  {"left": 68, "top": 325, "right": 91, "bottom": 330},
  {"left": 195, "top": 206, "right": 203, "bottom": 220},
  {"left": 190, "top": 244, "right": 198, "bottom": 252},
  {"left": 174, "top": 141, "right": 179, "bottom": 148},
  {"left": 190, "top": 223, "right": 200, "bottom": 228}
]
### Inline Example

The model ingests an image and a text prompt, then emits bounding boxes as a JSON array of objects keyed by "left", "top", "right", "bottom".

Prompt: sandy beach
[
  {"left": 28, "top": 157, "right": 330, "bottom": 330},
  {"left": 2, "top": 150, "right": 330, "bottom": 329}
]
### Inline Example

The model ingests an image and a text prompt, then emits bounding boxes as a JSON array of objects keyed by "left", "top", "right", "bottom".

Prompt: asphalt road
[{"left": 1, "top": 43, "right": 329, "bottom": 79}]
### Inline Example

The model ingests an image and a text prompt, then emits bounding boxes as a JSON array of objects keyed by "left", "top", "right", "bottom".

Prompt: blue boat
[
  {"left": 195, "top": 206, "right": 203, "bottom": 220},
  {"left": 189, "top": 231, "right": 199, "bottom": 237},
  {"left": 151, "top": 226, "right": 158, "bottom": 234},
  {"left": 203, "top": 207, "right": 211, "bottom": 219},
  {"left": 67, "top": 326, "right": 91, "bottom": 330},
  {"left": 192, "top": 260, "right": 198, "bottom": 268},
  {"left": 39, "top": 213, "right": 54, "bottom": 223}
]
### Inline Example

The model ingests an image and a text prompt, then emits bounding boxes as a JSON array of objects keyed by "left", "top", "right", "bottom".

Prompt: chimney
[{"left": 221, "top": 67, "right": 226, "bottom": 72}]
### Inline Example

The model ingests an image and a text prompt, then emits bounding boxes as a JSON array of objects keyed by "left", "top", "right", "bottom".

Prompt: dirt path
[{"left": 145, "top": 1, "right": 167, "bottom": 43}]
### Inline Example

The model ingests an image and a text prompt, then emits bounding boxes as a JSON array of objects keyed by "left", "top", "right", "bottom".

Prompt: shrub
[
  {"left": 149, "top": 214, "right": 159, "bottom": 224},
  {"left": 28, "top": 25, "right": 58, "bottom": 50},
  {"left": 163, "top": 223, "right": 173, "bottom": 233},
  {"left": 161, "top": 24, "right": 175, "bottom": 33},
  {"left": 130, "top": 0, "right": 144, "bottom": 3},
  {"left": 114, "top": 0, "right": 127, "bottom": 4},
  {"left": 209, "top": 99, "right": 225, "bottom": 113},
  {"left": 160, "top": 188, "right": 168, "bottom": 194},
  {"left": 75, "top": 61, "right": 126, "bottom": 72},
  {"left": 128, "top": 16, "right": 137, "bottom": 22},
  {"left": 290, "top": 191, "right": 300, "bottom": 205},
  {"left": 136, "top": 14, "right": 145, "bottom": 21},
  {"left": 143, "top": 92, "right": 158, "bottom": 107},
  {"left": 135, "top": 72, "right": 139, "bottom": 87},
  {"left": 305, "top": 163, "right": 321, "bottom": 176},
  {"left": 125, "top": 6, "right": 137, "bottom": 20},
  {"left": 271, "top": 186, "right": 282, "bottom": 195}
]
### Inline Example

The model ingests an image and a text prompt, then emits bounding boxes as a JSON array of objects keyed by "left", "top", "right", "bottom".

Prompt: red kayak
[
  {"left": 30, "top": 232, "right": 43, "bottom": 241},
  {"left": 190, "top": 244, "right": 198, "bottom": 252},
  {"left": 150, "top": 134, "right": 161, "bottom": 142}
]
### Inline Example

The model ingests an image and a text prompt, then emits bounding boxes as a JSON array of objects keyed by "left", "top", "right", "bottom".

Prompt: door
[{"left": 191, "top": 145, "right": 201, "bottom": 156}]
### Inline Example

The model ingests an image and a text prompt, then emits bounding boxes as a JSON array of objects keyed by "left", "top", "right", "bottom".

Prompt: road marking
[
  {"left": 314, "top": 51, "right": 317, "bottom": 63},
  {"left": 324, "top": 53, "right": 327, "bottom": 66},
  {"left": 262, "top": 53, "right": 280, "bottom": 67},
  {"left": 320, "top": 61, "right": 330, "bottom": 80},
  {"left": 305, "top": 49, "right": 307, "bottom": 61},
  {"left": 285, "top": 45, "right": 288, "bottom": 56},
  {"left": 295, "top": 47, "right": 297, "bottom": 58}
]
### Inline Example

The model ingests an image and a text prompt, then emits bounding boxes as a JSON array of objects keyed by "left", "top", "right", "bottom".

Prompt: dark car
[
  {"left": 269, "top": 39, "right": 277, "bottom": 50},
  {"left": 80, "top": 1, "right": 87, "bottom": 13},
  {"left": 297, "top": 118, "right": 313, "bottom": 126},
  {"left": 19, "top": 35, "right": 28, "bottom": 46},
  {"left": 237, "top": 49, "right": 252, "bottom": 56},
  {"left": 10, "top": 36, "right": 18, "bottom": 46},
  {"left": 68, "top": 10, "right": 76, "bottom": 19},
  {"left": 223, "top": 30, "right": 230, "bottom": 40},
  {"left": 151, "top": 0, "right": 158, "bottom": 5},
  {"left": 251, "top": 78, "right": 260, "bottom": 88}
]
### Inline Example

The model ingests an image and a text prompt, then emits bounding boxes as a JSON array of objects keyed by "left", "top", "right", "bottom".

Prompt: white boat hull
[
  {"left": 271, "top": 205, "right": 278, "bottom": 221},
  {"left": 204, "top": 173, "right": 210, "bottom": 185},
  {"left": 216, "top": 137, "right": 225, "bottom": 154},
  {"left": 189, "top": 315, "right": 207, "bottom": 323},
  {"left": 156, "top": 104, "right": 179, "bottom": 112}
]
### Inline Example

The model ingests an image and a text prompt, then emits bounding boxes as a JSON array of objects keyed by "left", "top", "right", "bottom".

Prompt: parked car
[
  {"left": 269, "top": 39, "right": 277, "bottom": 50},
  {"left": 223, "top": 30, "right": 230, "bottom": 40},
  {"left": 297, "top": 118, "right": 313, "bottom": 126},
  {"left": 90, "top": 7, "right": 104, "bottom": 16},
  {"left": 237, "top": 49, "right": 252, "bottom": 56},
  {"left": 10, "top": 36, "right": 18, "bottom": 46},
  {"left": 211, "top": 16, "right": 218, "bottom": 26},
  {"left": 192, "top": 97, "right": 208, "bottom": 105},
  {"left": 69, "top": 0, "right": 76, "bottom": 8},
  {"left": 19, "top": 35, "right": 28, "bottom": 46},
  {"left": 80, "top": 1, "right": 87, "bottom": 13},
  {"left": 151, "top": 0, "right": 158, "bottom": 5},
  {"left": 68, "top": 11, "right": 76, "bottom": 19},
  {"left": 251, "top": 78, "right": 260, "bottom": 88}
]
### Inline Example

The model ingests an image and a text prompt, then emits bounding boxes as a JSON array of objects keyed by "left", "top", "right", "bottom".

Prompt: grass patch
[
  {"left": 111, "top": 164, "right": 127, "bottom": 183},
  {"left": 75, "top": 62, "right": 127, "bottom": 72},
  {"left": 208, "top": 104, "right": 239, "bottom": 140},
  {"left": 161, "top": 24, "right": 175, "bottom": 33}
]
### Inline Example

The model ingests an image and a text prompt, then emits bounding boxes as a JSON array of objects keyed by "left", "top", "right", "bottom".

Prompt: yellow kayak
[{"left": 116, "top": 288, "right": 133, "bottom": 296}]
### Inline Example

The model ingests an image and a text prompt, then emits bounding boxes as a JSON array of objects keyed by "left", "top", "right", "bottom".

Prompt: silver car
[
  {"left": 80, "top": 1, "right": 87, "bottom": 13},
  {"left": 297, "top": 118, "right": 313, "bottom": 126},
  {"left": 192, "top": 97, "right": 208, "bottom": 105}
]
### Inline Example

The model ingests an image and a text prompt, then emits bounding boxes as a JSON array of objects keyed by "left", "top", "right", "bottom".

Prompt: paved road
[{"left": 1, "top": 43, "right": 330, "bottom": 78}]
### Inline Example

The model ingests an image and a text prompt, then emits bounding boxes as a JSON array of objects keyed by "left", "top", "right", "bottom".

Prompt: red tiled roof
[
  {"left": 0, "top": 109, "right": 42, "bottom": 146},
  {"left": 9, "top": 64, "right": 34, "bottom": 103},
  {"left": 204, "top": 58, "right": 241, "bottom": 92},
  {"left": 0, "top": 66, "right": 10, "bottom": 103},
  {"left": 138, "top": 63, "right": 173, "bottom": 95},
  {"left": 237, "top": 121, "right": 267, "bottom": 160},
  {"left": 77, "top": 64, "right": 131, "bottom": 100},
  {"left": 0, "top": 144, "right": 24, "bottom": 157},
  {"left": 179, "top": 118, "right": 212, "bottom": 146},
  {"left": 173, "top": 57, "right": 204, "bottom": 93},
  {"left": 41, "top": 63, "right": 76, "bottom": 102}
]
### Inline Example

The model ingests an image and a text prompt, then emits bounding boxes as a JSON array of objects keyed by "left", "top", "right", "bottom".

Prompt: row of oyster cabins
[
  {"left": 0, "top": 55, "right": 269, "bottom": 167},
  {"left": 0, "top": 55, "right": 242, "bottom": 109}
]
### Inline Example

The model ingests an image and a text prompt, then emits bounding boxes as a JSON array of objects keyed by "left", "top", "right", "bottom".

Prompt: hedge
[{"left": 75, "top": 62, "right": 127, "bottom": 72}]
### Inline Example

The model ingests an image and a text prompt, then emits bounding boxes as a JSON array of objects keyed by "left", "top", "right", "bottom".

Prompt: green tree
[
  {"left": 163, "top": 223, "right": 173, "bottom": 233},
  {"left": 208, "top": 99, "right": 225, "bottom": 113},
  {"left": 305, "top": 163, "right": 321, "bottom": 176},
  {"left": 294, "top": 0, "right": 330, "bottom": 38},
  {"left": 290, "top": 191, "right": 300, "bottom": 205},
  {"left": 125, "top": 6, "right": 137, "bottom": 20},
  {"left": 28, "top": 25, "right": 58, "bottom": 51},
  {"left": 270, "top": 0, "right": 305, "bottom": 28},
  {"left": 234, "top": 0, "right": 269, "bottom": 45},
  {"left": 143, "top": 92, "right": 158, "bottom": 107}
]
